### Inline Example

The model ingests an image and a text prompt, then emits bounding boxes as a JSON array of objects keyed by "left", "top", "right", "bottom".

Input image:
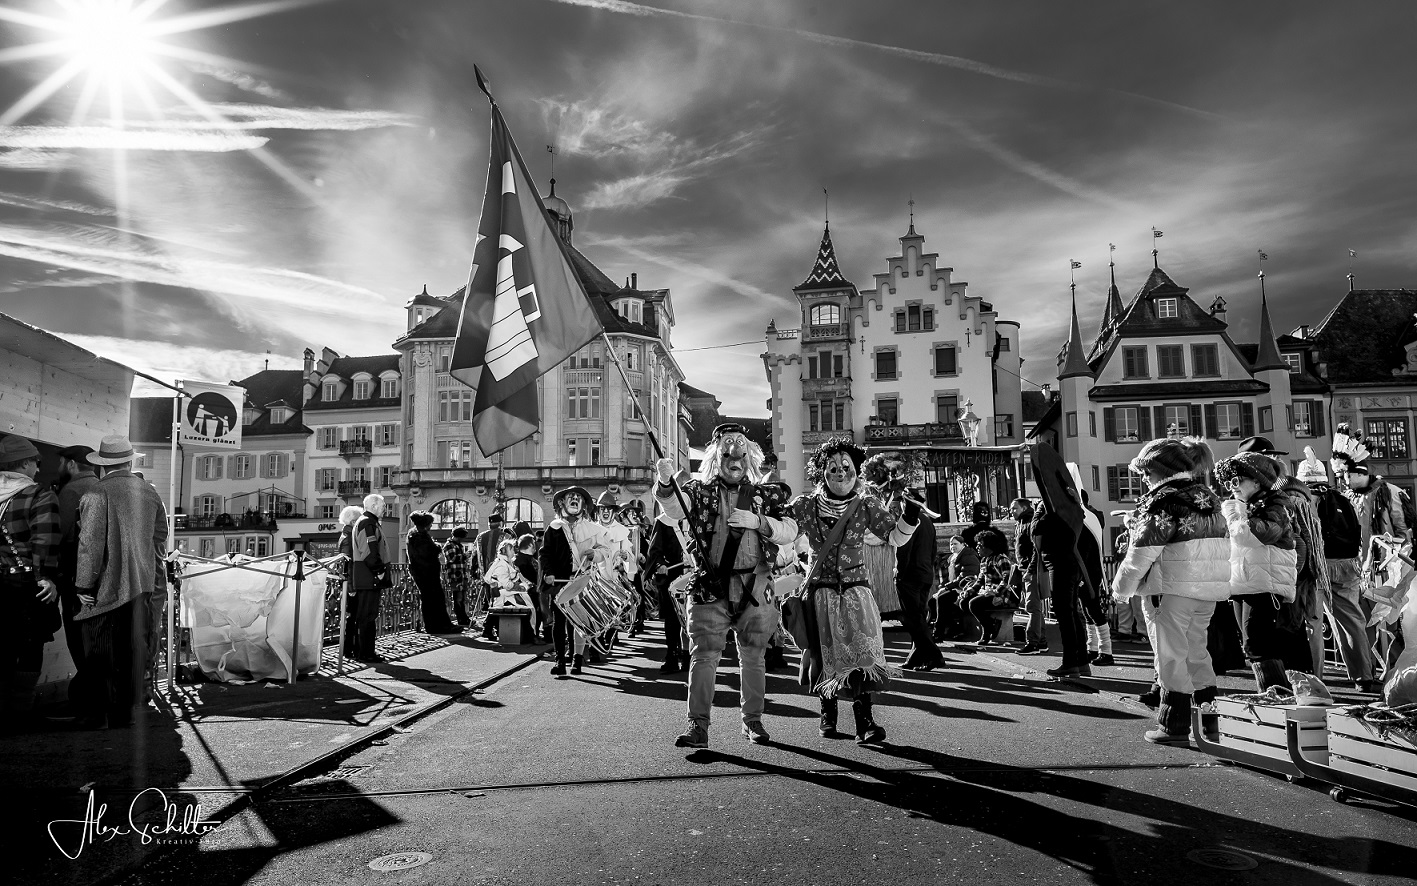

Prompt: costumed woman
[
  {"left": 407, "top": 510, "right": 458, "bottom": 635},
  {"left": 782, "top": 437, "right": 922, "bottom": 745}
]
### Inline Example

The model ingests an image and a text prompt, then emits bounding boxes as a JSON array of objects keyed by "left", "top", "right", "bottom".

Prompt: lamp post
[{"left": 958, "top": 400, "right": 981, "bottom": 447}]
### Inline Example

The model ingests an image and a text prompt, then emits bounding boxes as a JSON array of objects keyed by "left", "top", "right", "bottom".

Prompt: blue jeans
[{"left": 685, "top": 597, "right": 779, "bottom": 729}]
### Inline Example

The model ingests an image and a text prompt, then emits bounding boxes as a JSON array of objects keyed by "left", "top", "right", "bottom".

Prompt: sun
[{"left": 56, "top": 0, "right": 160, "bottom": 82}]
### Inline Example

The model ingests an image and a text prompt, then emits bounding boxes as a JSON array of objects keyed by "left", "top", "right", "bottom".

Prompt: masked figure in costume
[
  {"left": 784, "top": 437, "right": 922, "bottom": 744},
  {"left": 655, "top": 423, "right": 798, "bottom": 749},
  {"left": 539, "top": 486, "right": 610, "bottom": 676}
]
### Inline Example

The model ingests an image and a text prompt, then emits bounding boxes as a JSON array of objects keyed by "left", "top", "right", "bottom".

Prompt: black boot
[
  {"left": 1146, "top": 690, "right": 1192, "bottom": 744},
  {"left": 660, "top": 649, "right": 683, "bottom": 673},
  {"left": 1137, "top": 680, "right": 1162, "bottom": 708},
  {"left": 1252, "top": 658, "right": 1291, "bottom": 692},
  {"left": 570, "top": 654, "right": 584, "bottom": 675},
  {"left": 852, "top": 694, "right": 886, "bottom": 745},
  {"left": 764, "top": 646, "right": 788, "bottom": 672},
  {"left": 819, "top": 698, "right": 840, "bottom": 738},
  {"left": 550, "top": 658, "right": 567, "bottom": 676}
]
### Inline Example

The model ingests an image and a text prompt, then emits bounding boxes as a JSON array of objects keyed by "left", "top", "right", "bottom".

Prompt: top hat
[{"left": 87, "top": 434, "right": 136, "bottom": 466}]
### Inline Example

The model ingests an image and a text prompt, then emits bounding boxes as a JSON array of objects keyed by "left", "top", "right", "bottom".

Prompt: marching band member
[
  {"left": 540, "top": 486, "right": 610, "bottom": 676},
  {"left": 655, "top": 423, "right": 797, "bottom": 749}
]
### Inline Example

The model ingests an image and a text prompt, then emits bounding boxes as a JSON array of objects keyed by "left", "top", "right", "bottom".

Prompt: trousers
[
  {"left": 1142, "top": 595, "right": 1216, "bottom": 695},
  {"left": 685, "top": 596, "right": 778, "bottom": 728},
  {"left": 79, "top": 596, "right": 149, "bottom": 727}
]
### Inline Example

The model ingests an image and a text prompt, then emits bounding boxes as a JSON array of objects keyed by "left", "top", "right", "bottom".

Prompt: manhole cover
[
  {"left": 1186, "top": 848, "right": 1259, "bottom": 871},
  {"left": 326, "top": 765, "right": 368, "bottom": 779},
  {"left": 368, "top": 852, "right": 432, "bottom": 872}
]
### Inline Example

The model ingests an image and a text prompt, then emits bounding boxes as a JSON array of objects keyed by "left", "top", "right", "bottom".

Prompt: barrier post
[{"left": 289, "top": 542, "right": 305, "bottom": 684}]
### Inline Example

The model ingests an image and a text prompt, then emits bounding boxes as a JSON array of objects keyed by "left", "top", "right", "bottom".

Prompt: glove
[
  {"left": 1221, "top": 499, "right": 1246, "bottom": 521},
  {"left": 903, "top": 497, "right": 922, "bottom": 525}
]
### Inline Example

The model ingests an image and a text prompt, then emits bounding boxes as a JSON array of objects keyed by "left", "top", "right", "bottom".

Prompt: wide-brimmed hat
[
  {"left": 1237, "top": 436, "right": 1288, "bottom": 456},
  {"left": 616, "top": 499, "right": 645, "bottom": 523},
  {"left": 87, "top": 434, "right": 136, "bottom": 466},
  {"left": 553, "top": 485, "right": 592, "bottom": 512},
  {"left": 595, "top": 490, "right": 620, "bottom": 510},
  {"left": 0, "top": 435, "right": 39, "bottom": 464}
]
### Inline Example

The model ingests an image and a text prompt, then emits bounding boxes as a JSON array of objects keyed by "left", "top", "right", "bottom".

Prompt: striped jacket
[{"left": 1112, "top": 478, "right": 1232, "bottom": 603}]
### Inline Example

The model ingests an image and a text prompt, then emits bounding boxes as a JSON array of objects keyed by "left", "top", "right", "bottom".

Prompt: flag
[
  {"left": 1070, "top": 260, "right": 1082, "bottom": 269},
  {"left": 1258, "top": 250, "right": 1268, "bottom": 261},
  {"left": 178, "top": 381, "right": 245, "bottom": 450},
  {"left": 1350, "top": 249, "right": 1357, "bottom": 257},
  {"left": 1152, "top": 229, "right": 1164, "bottom": 238},
  {"left": 450, "top": 74, "right": 604, "bottom": 455},
  {"left": 1109, "top": 243, "right": 1115, "bottom": 252}
]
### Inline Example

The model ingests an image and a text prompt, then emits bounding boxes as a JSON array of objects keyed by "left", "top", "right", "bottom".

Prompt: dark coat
[{"left": 895, "top": 518, "right": 936, "bottom": 602}]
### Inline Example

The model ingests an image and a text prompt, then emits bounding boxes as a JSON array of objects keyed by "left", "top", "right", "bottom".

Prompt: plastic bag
[{"left": 1286, "top": 670, "right": 1334, "bottom": 706}]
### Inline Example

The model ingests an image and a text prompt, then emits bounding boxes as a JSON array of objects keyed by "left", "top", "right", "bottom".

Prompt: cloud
[
  {"left": 186, "top": 63, "right": 291, "bottom": 101},
  {"left": 0, "top": 190, "right": 111, "bottom": 216},
  {"left": 580, "top": 127, "right": 769, "bottom": 210},
  {"left": 156, "top": 103, "right": 420, "bottom": 131},
  {"left": 53, "top": 333, "right": 304, "bottom": 392},
  {"left": 545, "top": 0, "right": 1223, "bottom": 121},
  {"left": 0, "top": 147, "right": 71, "bottom": 170},
  {"left": 588, "top": 235, "right": 780, "bottom": 302},
  {"left": 0, "top": 223, "right": 389, "bottom": 317},
  {"left": 0, "top": 125, "right": 268, "bottom": 152}
]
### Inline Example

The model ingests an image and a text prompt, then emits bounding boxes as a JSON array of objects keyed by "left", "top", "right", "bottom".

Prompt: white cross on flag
[{"left": 449, "top": 69, "right": 603, "bottom": 455}]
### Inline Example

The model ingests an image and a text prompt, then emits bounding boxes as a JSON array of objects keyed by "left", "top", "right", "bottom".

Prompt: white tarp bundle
[{"left": 177, "top": 553, "right": 333, "bottom": 682}]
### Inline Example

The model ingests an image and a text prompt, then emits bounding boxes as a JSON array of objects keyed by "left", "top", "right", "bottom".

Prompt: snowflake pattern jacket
[{"left": 1111, "top": 478, "right": 1231, "bottom": 603}]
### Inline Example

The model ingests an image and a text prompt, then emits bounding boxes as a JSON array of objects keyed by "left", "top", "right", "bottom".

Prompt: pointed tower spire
[
  {"left": 797, "top": 223, "right": 851, "bottom": 290},
  {"left": 1099, "top": 253, "right": 1124, "bottom": 336},
  {"left": 1060, "top": 284, "right": 1095, "bottom": 380},
  {"left": 1252, "top": 280, "right": 1288, "bottom": 372}
]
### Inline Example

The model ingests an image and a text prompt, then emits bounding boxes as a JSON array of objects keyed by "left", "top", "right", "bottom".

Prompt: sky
[{"left": 2, "top": 0, "right": 1416, "bottom": 415}]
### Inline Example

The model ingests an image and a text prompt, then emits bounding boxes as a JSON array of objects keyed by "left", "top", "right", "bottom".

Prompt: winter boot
[
  {"left": 1137, "top": 680, "right": 1162, "bottom": 709},
  {"left": 550, "top": 658, "right": 567, "bottom": 677},
  {"left": 570, "top": 654, "right": 584, "bottom": 675},
  {"left": 1145, "top": 690, "right": 1192, "bottom": 744},
  {"left": 764, "top": 646, "right": 789, "bottom": 672},
  {"left": 1252, "top": 658, "right": 1291, "bottom": 692},
  {"left": 819, "top": 699, "right": 841, "bottom": 738},
  {"left": 852, "top": 694, "right": 886, "bottom": 745},
  {"left": 1194, "top": 685, "right": 1220, "bottom": 741}
]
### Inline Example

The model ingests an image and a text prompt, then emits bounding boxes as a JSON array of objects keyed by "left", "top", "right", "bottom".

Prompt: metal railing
[
  {"left": 339, "top": 439, "right": 373, "bottom": 457},
  {"left": 338, "top": 480, "right": 371, "bottom": 497}
]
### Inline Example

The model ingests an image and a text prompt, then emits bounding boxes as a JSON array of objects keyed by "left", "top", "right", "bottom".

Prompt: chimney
[
  {"left": 631, "top": 272, "right": 638, "bottom": 290},
  {"left": 1041, "top": 382, "right": 1052, "bottom": 399},
  {"left": 302, "top": 348, "right": 314, "bottom": 375},
  {"left": 1209, "top": 296, "right": 1228, "bottom": 324}
]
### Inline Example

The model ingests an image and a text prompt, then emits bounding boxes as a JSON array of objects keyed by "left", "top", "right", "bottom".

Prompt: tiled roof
[
  {"left": 1310, "top": 289, "right": 1417, "bottom": 384},
  {"left": 305, "top": 354, "right": 402, "bottom": 411},
  {"left": 679, "top": 382, "right": 717, "bottom": 401},
  {"left": 795, "top": 225, "right": 854, "bottom": 292},
  {"left": 1236, "top": 342, "right": 1327, "bottom": 394},
  {"left": 1060, "top": 295, "right": 1094, "bottom": 380},
  {"left": 1251, "top": 293, "right": 1287, "bottom": 371},
  {"left": 1112, "top": 265, "right": 1228, "bottom": 336},
  {"left": 235, "top": 369, "right": 310, "bottom": 436},
  {"left": 406, "top": 285, "right": 444, "bottom": 308}
]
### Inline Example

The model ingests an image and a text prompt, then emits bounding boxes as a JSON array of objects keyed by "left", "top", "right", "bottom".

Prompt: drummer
[
  {"left": 540, "top": 486, "right": 611, "bottom": 676},
  {"left": 616, "top": 499, "right": 651, "bottom": 637},
  {"left": 655, "top": 423, "right": 798, "bottom": 749}
]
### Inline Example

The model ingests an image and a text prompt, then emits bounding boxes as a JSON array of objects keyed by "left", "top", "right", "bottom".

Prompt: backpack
[{"left": 1317, "top": 489, "right": 1361, "bottom": 560}]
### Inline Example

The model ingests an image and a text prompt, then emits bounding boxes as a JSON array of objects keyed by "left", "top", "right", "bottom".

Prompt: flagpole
[
  {"left": 599, "top": 331, "right": 704, "bottom": 567},
  {"left": 165, "top": 383, "right": 183, "bottom": 691}
]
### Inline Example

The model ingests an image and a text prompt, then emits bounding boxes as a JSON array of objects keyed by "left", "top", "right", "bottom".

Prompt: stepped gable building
[
  {"left": 763, "top": 218, "right": 1026, "bottom": 520},
  {"left": 390, "top": 181, "right": 689, "bottom": 530},
  {"left": 1048, "top": 260, "right": 1295, "bottom": 547}
]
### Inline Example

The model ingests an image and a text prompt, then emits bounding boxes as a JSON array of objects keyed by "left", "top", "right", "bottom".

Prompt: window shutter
[
  {"left": 1107, "top": 466, "right": 1120, "bottom": 502},
  {"left": 1313, "top": 407, "right": 1325, "bottom": 437},
  {"left": 256, "top": 455, "right": 267, "bottom": 479},
  {"left": 1103, "top": 408, "right": 1116, "bottom": 442},
  {"left": 1138, "top": 408, "right": 1152, "bottom": 441},
  {"left": 1153, "top": 406, "right": 1166, "bottom": 437},
  {"left": 1204, "top": 404, "right": 1218, "bottom": 440},
  {"left": 1285, "top": 405, "right": 1293, "bottom": 431},
  {"left": 1242, "top": 403, "right": 1256, "bottom": 437},
  {"left": 1190, "top": 404, "right": 1204, "bottom": 438},
  {"left": 436, "top": 441, "right": 448, "bottom": 465}
]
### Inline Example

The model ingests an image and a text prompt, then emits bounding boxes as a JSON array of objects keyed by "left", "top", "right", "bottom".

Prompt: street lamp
[{"left": 958, "top": 399, "right": 981, "bottom": 447}]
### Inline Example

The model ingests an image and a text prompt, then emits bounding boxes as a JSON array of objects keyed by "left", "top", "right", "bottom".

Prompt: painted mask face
[
  {"left": 563, "top": 495, "right": 584, "bottom": 517},
  {"left": 717, "top": 433, "right": 750, "bottom": 485},
  {"left": 597, "top": 507, "right": 615, "bottom": 525},
  {"left": 823, "top": 452, "right": 857, "bottom": 497}
]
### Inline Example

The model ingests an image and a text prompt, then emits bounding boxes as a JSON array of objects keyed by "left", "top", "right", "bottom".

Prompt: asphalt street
[{"left": 109, "top": 624, "right": 1417, "bottom": 886}]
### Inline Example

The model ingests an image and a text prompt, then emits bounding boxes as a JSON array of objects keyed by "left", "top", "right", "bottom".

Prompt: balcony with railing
[
  {"left": 175, "top": 511, "right": 293, "bottom": 531},
  {"left": 802, "top": 376, "right": 851, "bottom": 397},
  {"left": 339, "top": 439, "right": 373, "bottom": 458},
  {"left": 802, "top": 428, "right": 853, "bottom": 446},
  {"left": 338, "top": 479, "right": 372, "bottom": 497},
  {"left": 805, "top": 323, "right": 848, "bottom": 341},
  {"left": 864, "top": 422, "right": 965, "bottom": 445},
  {"left": 563, "top": 368, "right": 604, "bottom": 387}
]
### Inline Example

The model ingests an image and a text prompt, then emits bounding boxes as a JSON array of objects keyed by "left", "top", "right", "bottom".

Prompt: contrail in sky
[{"left": 544, "top": 0, "right": 1224, "bottom": 121}]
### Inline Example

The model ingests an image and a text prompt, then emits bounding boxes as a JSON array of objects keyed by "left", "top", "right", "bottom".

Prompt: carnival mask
[
  {"left": 823, "top": 452, "right": 858, "bottom": 497},
  {"left": 563, "top": 495, "right": 585, "bottom": 517},
  {"left": 597, "top": 507, "right": 615, "bottom": 525},
  {"left": 718, "top": 432, "right": 750, "bottom": 485}
]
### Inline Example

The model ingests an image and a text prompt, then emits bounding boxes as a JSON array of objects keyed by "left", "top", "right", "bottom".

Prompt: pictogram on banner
[{"left": 179, "top": 381, "right": 245, "bottom": 450}]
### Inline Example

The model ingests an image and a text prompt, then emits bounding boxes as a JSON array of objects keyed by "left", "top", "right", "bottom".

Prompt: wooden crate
[
  {"left": 1215, "top": 698, "right": 1330, "bottom": 765},
  {"left": 1326, "top": 708, "right": 1417, "bottom": 793}
]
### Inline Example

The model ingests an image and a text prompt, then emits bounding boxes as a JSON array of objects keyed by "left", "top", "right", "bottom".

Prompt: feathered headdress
[{"left": 1330, "top": 422, "right": 1370, "bottom": 475}]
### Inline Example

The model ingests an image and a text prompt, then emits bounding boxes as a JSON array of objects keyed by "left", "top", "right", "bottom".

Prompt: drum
[{"left": 555, "top": 570, "right": 637, "bottom": 640}]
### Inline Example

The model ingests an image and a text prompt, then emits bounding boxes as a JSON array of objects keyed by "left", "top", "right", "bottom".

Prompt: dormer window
[
  {"left": 322, "top": 381, "right": 338, "bottom": 401},
  {"left": 381, "top": 377, "right": 399, "bottom": 398},
  {"left": 1282, "top": 353, "right": 1301, "bottom": 374},
  {"left": 243, "top": 406, "right": 259, "bottom": 426},
  {"left": 1156, "top": 298, "right": 1178, "bottom": 319},
  {"left": 269, "top": 406, "right": 289, "bottom": 424},
  {"left": 354, "top": 380, "right": 371, "bottom": 400}
]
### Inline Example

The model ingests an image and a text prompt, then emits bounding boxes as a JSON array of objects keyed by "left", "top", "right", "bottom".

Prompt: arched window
[
  {"left": 503, "top": 498, "right": 546, "bottom": 530},
  {"left": 429, "top": 498, "right": 477, "bottom": 530},
  {"left": 809, "top": 303, "right": 841, "bottom": 326}
]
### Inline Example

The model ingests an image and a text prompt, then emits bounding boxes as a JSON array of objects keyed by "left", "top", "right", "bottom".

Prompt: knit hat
[
  {"left": 1128, "top": 437, "right": 1193, "bottom": 479},
  {"left": 0, "top": 435, "right": 40, "bottom": 464},
  {"left": 1215, "top": 452, "right": 1280, "bottom": 490},
  {"left": 1295, "top": 447, "right": 1328, "bottom": 484}
]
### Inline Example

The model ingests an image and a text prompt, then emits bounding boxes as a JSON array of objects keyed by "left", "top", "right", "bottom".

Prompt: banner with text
[{"left": 178, "top": 381, "right": 245, "bottom": 450}]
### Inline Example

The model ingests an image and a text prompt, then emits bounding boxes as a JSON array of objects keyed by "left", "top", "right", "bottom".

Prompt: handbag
[{"left": 779, "top": 499, "right": 860, "bottom": 649}]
